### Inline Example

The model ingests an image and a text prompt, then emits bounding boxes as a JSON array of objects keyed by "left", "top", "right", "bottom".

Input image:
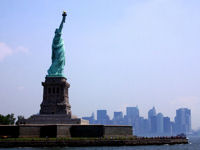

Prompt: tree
[
  {"left": 0, "top": 113, "right": 16, "bottom": 125},
  {"left": 16, "top": 115, "right": 26, "bottom": 125}
]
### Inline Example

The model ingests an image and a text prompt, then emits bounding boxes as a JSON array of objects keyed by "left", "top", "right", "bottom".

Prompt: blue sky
[{"left": 0, "top": 0, "right": 200, "bottom": 129}]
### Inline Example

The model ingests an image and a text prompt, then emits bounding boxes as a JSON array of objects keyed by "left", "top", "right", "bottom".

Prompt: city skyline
[
  {"left": 83, "top": 106, "right": 192, "bottom": 136},
  {"left": 0, "top": 0, "right": 200, "bottom": 130},
  {"left": 82, "top": 106, "right": 191, "bottom": 121}
]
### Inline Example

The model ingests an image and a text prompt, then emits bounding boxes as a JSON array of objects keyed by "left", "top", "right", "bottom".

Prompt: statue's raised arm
[{"left": 59, "top": 11, "right": 67, "bottom": 32}]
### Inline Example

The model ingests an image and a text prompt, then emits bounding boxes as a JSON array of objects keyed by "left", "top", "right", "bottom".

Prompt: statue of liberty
[{"left": 47, "top": 11, "right": 67, "bottom": 77}]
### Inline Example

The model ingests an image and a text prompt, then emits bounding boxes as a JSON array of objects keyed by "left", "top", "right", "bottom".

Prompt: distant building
[
  {"left": 126, "top": 107, "right": 139, "bottom": 118},
  {"left": 171, "top": 121, "right": 176, "bottom": 136},
  {"left": 124, "top": 107, "right": 140, "bottom": 134},
  {"left": 113, "top": 111, "right": 124, "bottom": 125},
  {"left": 124, "top": 106, "right": 139, "bottom": 125},
  {"left": 156, "top": 113, "right": 164, "bottom": 135},
  {"left": 97, "top": 110, "right": 110, "bottom": 125},
  {"left": 148, "top": 107, "right": 157, "bottom": 134},
  {"left": 113, "top": 112, "right": 123, "bottom": 120},
  {"left": 142, "top": 118, "right": 149, "bottom": 135},
  {"left": 138, "top": 117, "right": 149, "bottom": 136},
  {"left": 150, "top": 116, "right": 157, "bottom": 134},
  {"left": 82, "top": 113, "right": 95, "bottom": 124},
  {"left": 148, "top": 107, "right": 156, "bottom": 119},
  {"left": 175, "top": 108, "right": 191, "bottom": 135},
  {"left": 163, "top": 117, "right": 172, "bottom": 136}
]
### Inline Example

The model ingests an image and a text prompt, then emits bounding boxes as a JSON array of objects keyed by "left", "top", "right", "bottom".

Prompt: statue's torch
[{"left": 62, "top": 11, "right": 67, "bottom": 23}]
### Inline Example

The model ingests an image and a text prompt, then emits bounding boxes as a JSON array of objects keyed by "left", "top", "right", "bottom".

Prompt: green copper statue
[{"left": 47, "top": 11, "right": 67, "bottom": 77}]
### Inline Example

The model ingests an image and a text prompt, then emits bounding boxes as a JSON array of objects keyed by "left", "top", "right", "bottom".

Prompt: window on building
[
  {"left": 48, "top": 88, "right": 51, "bottom": 94},
  {"left": 57, "top": 87, "right": 59, "bottom": 94}
]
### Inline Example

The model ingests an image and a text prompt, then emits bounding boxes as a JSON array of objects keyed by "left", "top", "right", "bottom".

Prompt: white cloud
[
  {"left": 17, "top": 86, "right": 25, "bottom": 91},
  {"left": 16, "top": 46, "right": 29, "bottom": 54},
  {"left": 0, "top": 42, "right": 29, "bottom": 61},
  {"left": 0, "top": 42, "right": 13, "bottom": 61}
]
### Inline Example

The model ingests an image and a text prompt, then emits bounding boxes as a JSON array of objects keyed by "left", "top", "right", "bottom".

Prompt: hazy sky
[{"left": 0, "top": 0, "right": 200, "bottom": 130}]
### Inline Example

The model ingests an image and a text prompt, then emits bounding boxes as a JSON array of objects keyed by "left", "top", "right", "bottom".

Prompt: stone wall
[
  {"left": 57, "top": 125, "right": 71, "bottom": 138},
  {"left": 0, "top": 126, "right": 19, "bottom": 138},
  {"left": 70, "top": 125, "right": 104, "bottom": 137},
  {"left": 40, "top": 125, "right": 57, "bottom": 138},
  {"left": 0, "top": 125, "right": 133, "bottom": 138},
  {"left": 19, "top": 126, "right": 40, "bottom": 138},
  {"left": 104, "top": 125, "right": 133, "bottom": 137}
]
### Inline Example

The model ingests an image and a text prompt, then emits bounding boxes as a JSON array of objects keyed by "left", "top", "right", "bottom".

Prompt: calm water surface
[{"left": 0, "top": 137, "right": 199, "bottom": 150}]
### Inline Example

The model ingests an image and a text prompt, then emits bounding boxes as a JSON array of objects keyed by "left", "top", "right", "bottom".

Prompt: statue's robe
[{"left": 47, "top": 31, "right": 65, "bottom": 77}]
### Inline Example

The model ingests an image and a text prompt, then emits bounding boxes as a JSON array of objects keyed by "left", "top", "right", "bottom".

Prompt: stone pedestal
[
  {"left": 40, "top": 77, "right": 71, "bottom": 117},
  {"left": 25, "top": 77, "right": 88, "bottom": 125}
]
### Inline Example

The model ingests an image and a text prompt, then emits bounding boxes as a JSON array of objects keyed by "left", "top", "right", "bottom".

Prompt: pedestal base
[{"left": 25, "top": 114, "right": 89, "bottom": 125}]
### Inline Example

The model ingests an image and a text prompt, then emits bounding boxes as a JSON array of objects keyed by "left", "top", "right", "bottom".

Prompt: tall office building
[
  {"left": 156, "top": 113, "right": 164, "bottom": 135},
  {"left": 113, "top": 112, "right": 123, "bottom": 120},
  {"left": 97, "top": 110, "right": 110, "bottom": 125},
  {"left": 124, "top": 107, "right": 140, "bottom": 134},
  {"left": 175, "top": 108, "right": 191, "bottom": 134},
  {"left": 125, "top": 106, "right": 139, "bottom": 124},
  {"left": 151, "top": 116, "right": 157, "bottom": 134},
  {"left": 171, "top": 121, "right": 176, "bottom": 136},
  {"left": 148, "top": 107, "right": 156, "bottom": 119},
  {"left": 113, "top": 111, "right": 123, "bottom": 125},
  {"left": 138, "top": 117, "right": 149, "bottom": 136},
  {"left": 148, "top": 107, "right": 157, "bottom": 134},
  {"left": 163, "top": 117, "right": 172, "bottom": 136}
]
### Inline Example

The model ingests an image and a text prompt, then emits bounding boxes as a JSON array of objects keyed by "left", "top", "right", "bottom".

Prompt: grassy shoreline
[{"left": 0, "top": 137, "right": 188, "bottom": 147}]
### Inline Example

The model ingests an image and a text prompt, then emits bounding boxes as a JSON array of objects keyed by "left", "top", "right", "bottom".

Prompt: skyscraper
[
  {"left": 124, "top": 107, "right": 140, "bottom": 134},
  {"left": 113, "top": 111, "right": 123, "bottom": 125},
  {"left": 150, "top": 116, "right": 157, "bottom": 134},
  {"left": 175, "top": 108, "right": 191, "bottom": 135},
  {"left": 148, "top": 107, "right": 156, "bottom": 119},
  {"left": 156, "top": 113, "right": 164, "bottom": 135},
  {"left": 163, "top": 117, "right": 172, "bottom": 136},
  {"left": 113, "top": 112, "right": 123, "bottom": 120},
  {"left": 125, "top": 106, "right": 139, "bottom": 124},
  {"left": 97, "top": 110, "right": 110, "bottom": 125},
  {"left": 148, "top": 107, "right": 157, "bottom": 134},
  {"left": 138, "top": 117, "right": 149, "bottom": 136}
]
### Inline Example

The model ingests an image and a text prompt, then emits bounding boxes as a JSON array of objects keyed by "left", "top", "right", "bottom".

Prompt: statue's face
[{"left": 55, "top": 29, "right": 61, "bottom": 36}]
